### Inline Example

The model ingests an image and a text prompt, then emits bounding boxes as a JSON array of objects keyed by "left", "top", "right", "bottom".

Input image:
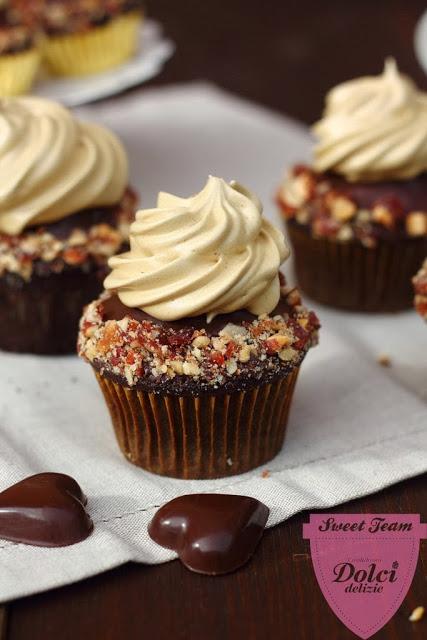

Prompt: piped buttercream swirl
[
  {"left": 313, "top": 59, "right": 427, "bottom": 181},
  {"left": 105, "top": 176, "right": 289, "bottom": 321},
  {"left": 0, "top": 96, "right": 128, "bottom": 235}
]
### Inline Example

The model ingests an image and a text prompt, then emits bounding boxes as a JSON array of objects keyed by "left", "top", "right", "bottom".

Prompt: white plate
[
  {"left": 34, "top": 20, "right": 174, "bottom": 107},
  {"left": 414, "top": 10, "right": 427, "bottom": 74}
]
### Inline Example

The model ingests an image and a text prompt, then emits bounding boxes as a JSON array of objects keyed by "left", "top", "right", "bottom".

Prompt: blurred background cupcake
[
  {"left": 0, "top": 96, "right": 137, "bottom": 354},
  {"left": 0, "top": 0, "right": 42, "bottom": 94},
  {"left": 277, "top": 59, "right": 427, "bottom": 312},
  {"left": 40, "top": 0, "right": 145, "bottom": 76},
  {"left": 413, "top": 259, "right": 427, "bottom": 320},
  {"left": 78, "top": 177, "right": 320, "bottom": 479}
]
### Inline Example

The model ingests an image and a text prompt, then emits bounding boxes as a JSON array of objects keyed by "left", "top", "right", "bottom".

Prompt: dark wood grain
[
  {"left": 4, "top": 1, "right": 427, "bottom": 638},
  {"left": 0, "top": 607, "right": 7, "bottom": 640},
  {"left": 6, "top": 476, "right": 427, "bottom": 640},
  {"left": 146, "top": 0, "right": 427, "bottom": 124}
]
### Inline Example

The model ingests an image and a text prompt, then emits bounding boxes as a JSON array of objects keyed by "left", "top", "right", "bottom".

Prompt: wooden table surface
[{"left": 2, "top": 1, "right": 426, "bottom": 638}]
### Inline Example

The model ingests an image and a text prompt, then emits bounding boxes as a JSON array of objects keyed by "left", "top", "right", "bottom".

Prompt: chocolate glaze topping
[
  {"left": 0, "top": 473, "right": 93, "bottom": 547},
  {"left": 27, "top": 203, "right": 121, "bottom": 240},
  {"left": 326, "top": 171, "right": 427, "bottom": 212},
  {"left": 102, "top": 293, "right": 289, "bottom": 335},
  {"left": 148, "top": 494, "right": 269, "bottom": 575}
]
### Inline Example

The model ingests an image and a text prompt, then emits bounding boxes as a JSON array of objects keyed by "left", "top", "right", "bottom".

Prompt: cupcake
[
  {"left": 40, "top": 0, "right": 144, "bottom": 76},
  {"left": 0, "top": 1, "right": 42, "bottom": 95},
  {"left": 0, "top": 96, "right": 136, "bottom": 354},
  {"left": 277, "top": 60, "right": 427, "bottom": 312},
  {"left": 413, "top": 259, "right": 427, "bottom": 321},
  {"left": 78, "top": 177, "right": 320, "bottom": 479}
]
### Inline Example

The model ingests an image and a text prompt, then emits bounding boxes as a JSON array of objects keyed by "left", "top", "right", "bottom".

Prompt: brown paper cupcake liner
[
  {"left": 94, "top": 367, "right": 300, "bottom": 479},
  {"left": 287, "top": 222, "right": 427, "bottom": 312},
  {"left": 0, "top": 266, "right": 107, "bottom": 354}
]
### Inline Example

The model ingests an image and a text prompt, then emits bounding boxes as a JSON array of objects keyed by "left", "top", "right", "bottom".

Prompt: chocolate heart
[
  {"left": 0, "top": 473, "right": 93, "bottom": 547},
  {"left": 148, "top": 494, "right": 269, "bottom": 575}
]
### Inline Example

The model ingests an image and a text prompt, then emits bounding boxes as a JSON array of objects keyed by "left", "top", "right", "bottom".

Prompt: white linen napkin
[{"left": 0, "top": 84, "right": 426, "bottom": 602}]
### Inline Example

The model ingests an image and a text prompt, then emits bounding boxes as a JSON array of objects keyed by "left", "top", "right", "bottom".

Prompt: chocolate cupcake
[
  {"left": 40, "top": 0, "right": 144, "bottom": 77},
  {"left": 0, "top": 0, "right": 42, "bottom": 95},
  {"left": 277, "top": 60, "right": 427, "bottom": 312},
  {"left": 413, "top": 259, "right": 427, "bottom": 321},
  {"left": 78, "top": 177, "right": 320, "bottom": 479},
  {"left": 0, "top": 96, "right": 136, "bottom": 354}
]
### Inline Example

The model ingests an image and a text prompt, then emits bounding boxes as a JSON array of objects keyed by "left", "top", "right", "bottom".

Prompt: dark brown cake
[
  {"left": 0, "top": 188, "right": 136, "bottom": 354},
  {"left": 278, "top": 166, "right": 427, "bottom": 311}
]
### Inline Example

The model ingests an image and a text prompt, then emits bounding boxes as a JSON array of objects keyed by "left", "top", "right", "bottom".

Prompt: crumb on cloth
[{"left": 377, "top": 353, "right": 391, "bottom": 367}]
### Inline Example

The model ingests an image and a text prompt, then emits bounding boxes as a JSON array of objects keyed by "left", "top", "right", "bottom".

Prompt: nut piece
[
  {"left": 329, "top": 196, "right": 357, "bottom": 222},
  {"left": 406, "top": 211, "right": 427, "bottom": 237},
  {"left": 192, "top": 335, "right": 210, "bottom": 348},
  {"left": 238, "top": 345, "right": 251, "bottom": 363},
  {"left": 278, "top": 347, "right": 297, "bottom": 361},
  {"left": 182, "top": 361, "right": 201, "bottom": 376},
  {"left": 377, "top": 353, "right": 391, "bottom": 367},
  {"left": 372, "top": 205, "right": 394, "bottom": 228},
  {"left": 226, "top": 360, "right": 238, "bottom": 375},
  {"left": 265, "top": 334, "right": 292, "bottom": 353},
  {"left": 169, "top": 360, "right": 184, "bottom": 375},
  {"left": 409, "top": 606, "right": 425, "bottom": 622},
  {"left": 281, "top": 173, "right": 312, "bottom": 208}
]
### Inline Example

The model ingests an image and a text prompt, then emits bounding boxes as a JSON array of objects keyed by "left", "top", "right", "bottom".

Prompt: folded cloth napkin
[{"left": 0, "top": 84, "right": 426, "bottom": 602}]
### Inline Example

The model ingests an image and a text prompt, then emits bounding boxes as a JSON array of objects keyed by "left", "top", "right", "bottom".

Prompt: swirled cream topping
[
  {"left": 0, "top": 96, "right": 128, "bottom": 235},
  {"left": 105, "top": 176, "right": 289, "bottom": 321},
  {"left": 313, "top": 59, "right": 427, "bottom": 181}
]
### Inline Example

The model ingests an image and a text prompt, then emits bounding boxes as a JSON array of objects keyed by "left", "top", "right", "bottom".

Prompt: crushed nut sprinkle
[
  {"left": 278, "top": 165, "right": 427, "bottom": 247},
  {"left": 0, "top": 190, "right": 135, "bottom": 281},
  {"left": 0, "top": 2, "right": 41, "bottom": 54},
  {"left": 41, "top": 0, "right": 144, "bottom": 36},
  {"left": 78, "top": 284, "right": 320, "bottom": 389},
  {"left": 413, "top": 259, "right": 427, "bottom": 321}
]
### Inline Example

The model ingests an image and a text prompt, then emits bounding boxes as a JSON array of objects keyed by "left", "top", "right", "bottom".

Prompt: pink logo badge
[{"left": 303, "top": 514, "right": 427, "bottom": 639}]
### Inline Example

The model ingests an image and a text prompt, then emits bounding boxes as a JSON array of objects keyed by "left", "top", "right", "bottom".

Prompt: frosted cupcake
[
  {"left": 78, "top": 177, "right": 320, "bottom": 479},
  {"left": 278, "top": 60, "right": 427, "bottom": 312},
  {"left": 0, "top": 1, "right": 42, "bottom": 94},
  {"left": 0, "top": 96, "right": 136, "bottom": 354},
  {"left": 41, "top": 0, "right": 144, "bottom": 76},
  {"left": 413, "top": 260, "right": 427, "bottom": 321}
]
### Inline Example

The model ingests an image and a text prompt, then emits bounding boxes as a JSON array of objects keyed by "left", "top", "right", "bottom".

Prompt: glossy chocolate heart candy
[
  {"left": 0, "top": 473, "right": 93, "bottom": 547},
  {"left": 148, "top": 494, "right": 269, "bottom": 575}
]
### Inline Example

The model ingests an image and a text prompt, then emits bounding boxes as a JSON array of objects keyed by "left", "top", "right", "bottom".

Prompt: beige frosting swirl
[
  {"left": 0, "top": 96, "right": 128, "bottom": 235},
  {"left": 105, "top": 176, "right": 289, "bottom": 321},
  {"left": 313, "top": 59, "right": 427, "bottom": 181}
]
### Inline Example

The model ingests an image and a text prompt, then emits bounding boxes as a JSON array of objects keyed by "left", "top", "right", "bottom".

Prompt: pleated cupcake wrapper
[
  {"left": 0, "top": 268, "right": 106, "bottom": 354},
  {"left": 42, "top": 12, "right": 141, "bottom": 77},
  {"left": 94, "top": 367, "right": 300, "bottom": 479},
  {"left": 0, "top": 48, "right": 40, "bottom": 95},
  {"left": 287, "top": 222, "right": 427, "bottom": 312}
]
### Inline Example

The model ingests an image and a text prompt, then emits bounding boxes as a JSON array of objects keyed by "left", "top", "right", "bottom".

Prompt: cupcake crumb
[
  {"left": 377, "top": 353, "right": 391, "bottom": 367},
  {"left": 261, "top": 469, "right": 270, "bottom": 478},
  {"left": 409, "top": 606, "right": 425, "bottom": 622}
]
